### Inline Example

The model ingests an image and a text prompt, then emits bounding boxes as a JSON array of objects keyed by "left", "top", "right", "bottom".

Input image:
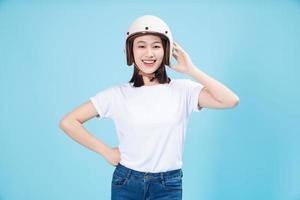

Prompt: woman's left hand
[{"left": 170, "top": 42, "right": 197, "bottom": 75}]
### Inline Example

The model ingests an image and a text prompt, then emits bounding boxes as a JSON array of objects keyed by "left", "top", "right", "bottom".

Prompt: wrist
[
  {"left": 99, "top": 145, "right": 111, "bottom": 157},
  {"left": 186, "top": 65, "right": 198, "bottom": 76}
]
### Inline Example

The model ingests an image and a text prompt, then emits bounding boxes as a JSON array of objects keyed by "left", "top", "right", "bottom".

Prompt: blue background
[{"left": 1, "top": 1, "right": 299, "bottom": 199}]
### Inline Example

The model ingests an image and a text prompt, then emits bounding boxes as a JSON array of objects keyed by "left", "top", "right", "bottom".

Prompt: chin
[
  {"left": 141, "top": 64, "right": 161, "bottom": 72},
  {"left": 143, "top": 68, "right": 159, "bottom": 74}
]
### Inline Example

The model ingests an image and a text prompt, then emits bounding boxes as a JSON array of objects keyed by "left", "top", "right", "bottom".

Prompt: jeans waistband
[{"left": 115, "top": 163, "right": 183, "bottom": 179}]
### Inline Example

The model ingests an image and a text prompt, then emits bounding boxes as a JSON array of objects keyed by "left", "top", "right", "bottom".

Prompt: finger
[
  {"left": 173, "top": 45, "right": 183, "bottom": 53},
  {"left": 173, "top": 42, "right": 181, "bottom": 49},
  {"left": 173, "top": 54, "right": 178, "bottom": 60},
  {"left": 174, "top": 42, "right": 184, "bottom": 52},
  {"left": 173, "top": 46, "right": 181, "bottom": 52},
  {"left": 173, "top": 42, "right": 179, "bottom": 49},
  {"left": 172, "top": 50, "right": 178, "bottom": 57},
  {"left": 173, "top": 47, "right": 184, "bottom": 54},
  {"left": 172, "top": 52, "right": 178, "bottom": 60}
]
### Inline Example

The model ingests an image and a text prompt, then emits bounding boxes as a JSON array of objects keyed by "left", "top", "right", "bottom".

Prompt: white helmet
[{"left": 125, "top": 15, "right": 173, "bottom": 67}]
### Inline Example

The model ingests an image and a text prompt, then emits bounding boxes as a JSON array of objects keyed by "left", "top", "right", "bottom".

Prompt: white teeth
[{"left": 143, "top": 60, "right": 155, "bottom": 64}]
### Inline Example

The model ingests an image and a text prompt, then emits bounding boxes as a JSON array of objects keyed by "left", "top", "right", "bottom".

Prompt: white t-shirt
[{"left": 90, "top": 78, "right": 204, "bottom": 173}]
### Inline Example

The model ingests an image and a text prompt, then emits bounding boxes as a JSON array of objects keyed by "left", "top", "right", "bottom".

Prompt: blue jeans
[{"left": 111, "top": 163, "right": 183, "bottom": 200}]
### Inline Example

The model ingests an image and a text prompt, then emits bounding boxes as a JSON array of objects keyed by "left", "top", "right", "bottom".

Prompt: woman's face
[{"left": 133, "top": 34, "right": 164, "bottom": 74}]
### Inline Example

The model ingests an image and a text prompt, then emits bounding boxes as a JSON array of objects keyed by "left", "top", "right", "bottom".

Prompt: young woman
[{"left": 59, "top": 15, "right": 239, "bottom": 200}]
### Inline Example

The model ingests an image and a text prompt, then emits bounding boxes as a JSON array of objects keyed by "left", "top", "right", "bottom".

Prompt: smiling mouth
[
  {"left": 142, "top": 60, "right": 156, "bottom": 67},
  {"left": 142, "top": 60, "right": 156, "bottom": 64}
]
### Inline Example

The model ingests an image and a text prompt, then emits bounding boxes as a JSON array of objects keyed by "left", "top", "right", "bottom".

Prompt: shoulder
[
  {"left": 171, "top": 78, "right": 204, "bottom": 92},
  {"left": 92, "top": 82, "right": 129, "bottom": 97},
  {"left": 171, "top": 78, "right": 195, "bottom": 87},
  {"left": 105, "top": 82, "right": 131, "bottom": 90}
]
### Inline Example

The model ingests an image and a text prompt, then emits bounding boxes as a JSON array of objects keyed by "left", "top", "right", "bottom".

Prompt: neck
[
  {"left": 144, "top": 78, "right": 159, "bottom": 86},
  {"left": 134, "top": 64, "right": 160, "bottom": 86},
  {"left": 138, "top": 71, "right": 159, "bottom": 85}
]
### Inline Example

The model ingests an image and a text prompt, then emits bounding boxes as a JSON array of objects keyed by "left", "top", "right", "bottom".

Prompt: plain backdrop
[{"left": 0, "top": 0, "right": 299, "bottom": 200}]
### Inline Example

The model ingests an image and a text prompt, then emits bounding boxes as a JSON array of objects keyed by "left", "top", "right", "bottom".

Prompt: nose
[{"left": 145, "top": 47, "right": 154, "bottom": 57}]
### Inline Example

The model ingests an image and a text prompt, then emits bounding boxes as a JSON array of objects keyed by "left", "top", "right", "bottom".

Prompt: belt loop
[
  {"left": 126, "top": 168, "right": 132, "bottom": 179},
  {"left": 160, "top": 172, "right": 164, "bottom": 184}
]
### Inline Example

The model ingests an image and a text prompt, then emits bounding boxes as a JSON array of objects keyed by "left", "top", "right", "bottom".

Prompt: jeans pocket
[
  {"left": 163, "top": 175, "right": 182, "bottom": 191},
  {"left": 111, "top": 170, "right": 128, "bottom": 187}
]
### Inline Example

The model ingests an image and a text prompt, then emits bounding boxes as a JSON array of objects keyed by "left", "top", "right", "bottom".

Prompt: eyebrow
[{"left": 136, "top": 41, "right": 162, "bottom": 44}]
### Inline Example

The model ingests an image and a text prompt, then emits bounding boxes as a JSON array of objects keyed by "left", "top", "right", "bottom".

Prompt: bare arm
[
  {"left": 59, "top": 101, "right": 120, "bottom": 166},
  {"left": 188, "top": 67, "right": 240, "bottom": 109},
  {"left": 171, "top": 41, "right": 239, "bottom": 109}
]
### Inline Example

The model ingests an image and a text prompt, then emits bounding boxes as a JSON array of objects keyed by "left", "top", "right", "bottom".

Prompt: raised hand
[{"left": 170, "top": 41, "right": 197, "bottom": 75}]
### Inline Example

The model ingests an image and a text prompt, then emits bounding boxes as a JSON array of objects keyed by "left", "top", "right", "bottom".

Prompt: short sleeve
[
  {"left": 89, "top": 86, "right": 117, "bottom": 120},
  {"left": 181, "top": 79, "right": 204, "bottom": 114}
]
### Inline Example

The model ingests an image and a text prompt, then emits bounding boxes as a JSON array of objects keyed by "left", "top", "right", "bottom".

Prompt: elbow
[
  {"left": 228, "top": 96, "right": 240, "bottom": 108},
  {"left": 59, "top": 116, "right": 82, "bottom": 131},
  {"left": 59, "top": 118, "right": 69, "bottom": 131},
  {"left": 221, "top": 95, "right": 239, "bottom": 108},
  {"left": 59, "top": 116, "right": 75, "bottom": 131}
]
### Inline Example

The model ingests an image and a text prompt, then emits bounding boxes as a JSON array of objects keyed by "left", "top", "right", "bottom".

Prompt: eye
[
  {"left": 153, "top": 45, "right": 161, "bottom": 48},
  {"left": 138, "top": 45, "right": 145, "bottom": 48}
]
